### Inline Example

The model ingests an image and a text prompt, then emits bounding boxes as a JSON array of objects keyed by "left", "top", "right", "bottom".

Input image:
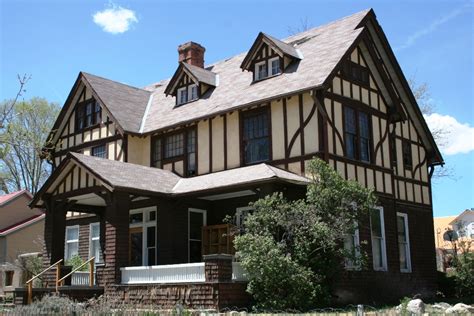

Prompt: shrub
[
  {"left": 234, "top": 158, "right": 376, "bottom": 310},
  {"left": 65, "top": 254, "right": 88, "bottom": 271},
  {"left": 453, "top": 251, "right": 474, "bottom": 298}
]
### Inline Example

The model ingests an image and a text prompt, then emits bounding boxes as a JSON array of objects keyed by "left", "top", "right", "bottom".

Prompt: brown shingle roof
[
  {"left": 69, "top": 153, "right": 308, "bottom": 196},
  {"left": 82, "top": 72, "right": 151, "bottom": 133}
]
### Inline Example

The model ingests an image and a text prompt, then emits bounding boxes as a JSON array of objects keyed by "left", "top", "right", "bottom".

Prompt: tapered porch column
[{"left": 100, "top": 192, "right": 130, "bottom": 286}]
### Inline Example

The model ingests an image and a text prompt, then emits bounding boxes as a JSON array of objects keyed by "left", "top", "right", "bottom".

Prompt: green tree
[
  {"left": 0, "top": 97, "right": 60, "bottom": 194},
  {"left": 234, "top": 158, "right": 377, "bottom": 310}
]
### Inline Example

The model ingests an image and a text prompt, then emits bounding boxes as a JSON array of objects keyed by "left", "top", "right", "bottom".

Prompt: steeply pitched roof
[
  {"left": 164, "top": 62, "right": 218, "bottom": 96},
  {"left": 240, "top": 32, "right": 302, "bottom": 71},
  {"left": 81, "top": 72, "right": 151, "bottom": 133},
  {"left": 0, "top": 190, "right": 32, "bottom": 207}
]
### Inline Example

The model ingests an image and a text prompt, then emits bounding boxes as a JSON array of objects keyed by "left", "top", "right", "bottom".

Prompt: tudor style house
[{"left": 30, "top": 9, "right": 443, "bottom": 307}]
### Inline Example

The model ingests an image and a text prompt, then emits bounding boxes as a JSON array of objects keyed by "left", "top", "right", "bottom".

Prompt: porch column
[
  {"left": 42, "top": 198, "right": 66, "bottom": 285},
  {"left": 101, "top": 192, "right": 130, "bottom": 286}
]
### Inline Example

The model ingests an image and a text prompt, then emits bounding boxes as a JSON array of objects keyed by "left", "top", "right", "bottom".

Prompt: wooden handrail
[
  {"left": 57, "top": 257, "right": 95, "bottom": 290},
  {"left": 25, "top": 258, "right": 63, "bottom": 304}
]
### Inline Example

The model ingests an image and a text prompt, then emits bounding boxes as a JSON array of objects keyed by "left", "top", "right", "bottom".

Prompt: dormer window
[
  {"left": 241, "top": 32, "right": 302, "bottom": 82},
  {"left": 177, "top": 84, "right": 199, "bottom": 106}
]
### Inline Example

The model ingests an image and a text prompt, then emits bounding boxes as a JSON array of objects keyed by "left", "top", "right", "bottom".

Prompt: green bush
[
  {"left": 65, "top": 254, "right": 88, "bottom": 271},
  {"left": 234, "top": 158, "right": 376, "bottom": 310},
  {"left": 453, "top": 251, "right": 474, "bottom": 298}
]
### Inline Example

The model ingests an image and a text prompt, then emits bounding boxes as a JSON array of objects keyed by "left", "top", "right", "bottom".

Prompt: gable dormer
[
  {"left": 240, "top": 32, "right": 303, "bottom": 82},
  {"left": 164, "top": 42, "right": 217, "bottom": 106}
]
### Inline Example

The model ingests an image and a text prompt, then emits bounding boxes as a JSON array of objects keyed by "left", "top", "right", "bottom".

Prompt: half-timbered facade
[{"left": 31, "top": 9, "right": 443, "bottom": 307}]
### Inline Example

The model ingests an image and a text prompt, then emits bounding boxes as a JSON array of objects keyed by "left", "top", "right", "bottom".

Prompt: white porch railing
[
  {"left": 121, "top": 263, "right": 205, "bottom": 284},
  {"left": 121, "top": 262, "right": 248, "bottom": 284},
  {"left": 71, "top": 271, "right": 96, "bottom": 286}
]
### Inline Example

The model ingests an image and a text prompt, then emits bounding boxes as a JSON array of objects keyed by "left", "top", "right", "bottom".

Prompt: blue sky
[{"left": 1, "top": 0, "right": 472, "bottom": 217}]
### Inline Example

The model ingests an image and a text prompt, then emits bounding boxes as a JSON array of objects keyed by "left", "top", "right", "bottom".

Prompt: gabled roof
[
  {"left": 240, "top": 32, "right": 303, "bottom": 71},
  {"left": 32, "top": 153, "right": 309, "bottom": 206},
  {"left": 449, "top": 209, "right": 474, "bottom": 226},
  {"left": 164, "top": 62, "right": 218, "bottom": 96},
  {"left": 0, "top": 190, "right": 32, "bottom": 207},
  {"left": 0, "top": 214, "right": 44, "bottom": 236},
  {"left": 81, "top": 72, "right": 151, "bottom": 133}
]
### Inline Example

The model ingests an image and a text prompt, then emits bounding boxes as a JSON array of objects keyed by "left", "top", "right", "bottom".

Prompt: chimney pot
[{"left": 178, "top": 41, "right": 205, "bottom": 68}]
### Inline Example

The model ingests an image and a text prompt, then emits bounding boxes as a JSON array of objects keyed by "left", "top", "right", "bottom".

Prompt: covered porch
[{"left": 31, "top": 152, "right": 308, "bottom": 290}]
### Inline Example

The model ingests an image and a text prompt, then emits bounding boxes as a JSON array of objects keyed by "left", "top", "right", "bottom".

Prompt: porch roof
[{"left": 32, "top": 153, "right": 309, "bottom": 206}]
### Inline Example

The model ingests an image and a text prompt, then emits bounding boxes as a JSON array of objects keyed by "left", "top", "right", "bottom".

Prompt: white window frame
[
  {"left": 65, "top": 225, "right": 79, "bottom": 261},
  {"left": 177, "top": 87, "right": 188, "bottom": 105},
  {"left": 129, "top": 207, "right": 157, "bottom": 266},
  {"left": 235, "top": 206, "right": 253, "bottom": 229},
  {"left": 268, "top": 56, "right": 281, "bottom": 76},
  {"left": 188, "top": 208, "right": 207, "bottom": 263},
  {"left": 344, "top": 225, "right": 360, "bottom": 270},
  {"left": 370, "top": 206, "right": 387, "bottom": 271},
  {"left": 89, "top": 222, "right": 102, "bottom": 264},
  {"left": 188, "top": 84, "right": 198, "bottom": 101},
  {"left": 254, "top": 60, "right": 267, "bottom": 81},
  {"left": 397, "top": 212, "right": 412, "bottom": 273}
]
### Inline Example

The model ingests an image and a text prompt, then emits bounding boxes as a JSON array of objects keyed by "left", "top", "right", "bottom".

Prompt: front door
[
  {"left": 188, "top": 208, "right": 207, "bottom": 263},
  {"left": 129, "top": 227, "right": 143, "bottom": 266}
]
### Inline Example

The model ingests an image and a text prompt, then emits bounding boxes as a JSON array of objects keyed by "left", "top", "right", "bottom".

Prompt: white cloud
[
  {"left": 395, "top": 4, "right": 472, "bottom": 51},
  {"left": 93, "top": 4, "right": 138, "bottom": 34},
  {"left": 424, "top": 113, "right": 474, "bottom": 156}
]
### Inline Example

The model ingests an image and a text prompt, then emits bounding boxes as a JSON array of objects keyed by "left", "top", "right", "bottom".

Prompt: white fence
[
  {"left": 121, "top": 263, "right": 206, "bottom": 284},
  {"left": 71, "top": 271, "right": 95, "bottom": 286},
  {"left": 121, "top": 262, "right": 248, "bottom": 284}
]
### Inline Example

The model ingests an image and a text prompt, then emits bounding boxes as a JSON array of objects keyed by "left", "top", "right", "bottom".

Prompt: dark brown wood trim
[
  {"left": 223, "top": 114, "right": 227, "bottom": 170},
  {"left": 54, "top": 134, "right": 122, "bottom": 157},
  {"left": 283, "top": 98, "right": 289, "bottom": 169},
  {"left": 209, "top": 117, "right": 213, "bottom": 172}
]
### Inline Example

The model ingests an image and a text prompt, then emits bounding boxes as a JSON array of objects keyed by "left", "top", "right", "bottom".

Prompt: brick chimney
[{"left": 178, "top": 41, "right": 205, "bottom": 68}]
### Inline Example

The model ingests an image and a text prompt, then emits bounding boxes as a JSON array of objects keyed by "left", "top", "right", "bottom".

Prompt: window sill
[
  {"left": 76, "top": 123, "right": 102, "bottom": 134},
  {"left": 175, "top": 98, "right": 198, "bottom": 108},
  {"left": 252, "top": 72, "right": 282, "bottom": 84}
]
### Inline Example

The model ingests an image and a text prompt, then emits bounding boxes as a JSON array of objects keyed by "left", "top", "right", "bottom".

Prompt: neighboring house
[
  {"left": 31, "top": 9, "right": 443, "bottom": 306},
  {"left": 0, "top": 190, "right": 44, "bottom": 295},
  {"left": 434, "top": 209, "right": 474, "bottom": 271}
]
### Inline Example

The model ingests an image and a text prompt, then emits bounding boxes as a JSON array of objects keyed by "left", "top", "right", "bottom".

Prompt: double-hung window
[
  {"left": 65, "top": 226, "right": 79, "bottom": 261},
  {"left": 344, "top": 224, "right": 360, "bottom": 269},
  {"left": 397, "top": 213, "right": 412, "bottom": 272},
  {"left": 89, "top": 223, "right": 102, "bottom": 263},
  {"left": 344, "top": 106, "right": 371, "bottom": 163},
  {"left": 242, "top": 108, "right": 270, "bottom": 165},
  {"left": 269, "top": 57, "right": 281, "bottom": 76},
  {"left": 370, "top": 207, "right": 387, "bottom": 271},
  {"left": 255, "top": 61, "right": 268, "bottom": 81}
]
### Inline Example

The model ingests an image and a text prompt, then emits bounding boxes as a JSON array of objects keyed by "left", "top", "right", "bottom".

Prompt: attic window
[
  {"left": 177, "top": 84, "right": 199, "bottom": 106},
  {"left": 254, "top": 57, "right": 281, "bottom": 81}
]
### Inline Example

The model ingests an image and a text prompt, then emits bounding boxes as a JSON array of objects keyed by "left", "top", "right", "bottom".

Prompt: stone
[
  {"left": 406, "top": 299, "right": 425, "bottom": 315},
  {"left": 431, "top": 302, "right": 451, "bottom": 311},
  {"left": 445, "top": 303, "right": 474, "bottom": 314}
]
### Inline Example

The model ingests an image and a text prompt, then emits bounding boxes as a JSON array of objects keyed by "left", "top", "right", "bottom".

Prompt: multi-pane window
[
  {"left": 397, "top": 213, "right": 412, "bottom": 272},
  {"left": 402, "top": 140, "right": 412, "bottom": 170},
  {"left": 151, "top": 128, "right": 197, "bottom": 176},
  {"left": 65, "top": 226, "right": 79, "bottom": 261},
  {"left": 242, "top": 108, "right": 270, "bottom": 165},
  {"left": 343, "top": 60, "right": 370, "bottom": 86},
  {"left": 176, "top": 84, "right": 199, "bottom": 105},
  {"left": 91, "top": 145, "right": 106, "bottom": 158},
  {"left": 129, "top": 209, "right": 157, "bottom": 266},
  {"left": 76, "top": 100, "right": 101, "bottom": 132},
  {"left": 164, "top": 133, "right": 184, "bottom": 159},
  {"left": 344, "top": 225, "right": 360, "bottom": 269},
  {"left": 89, "top": 223, "right": 102, "bottom": 263},
  {"left": 344, "top": 106, "right": 371, "bottom": 163},
  {"left": 370, "top": 208, "right": 387, "bottom": 271},
  {"left": 270, "top": 57, "right": 281, "bottom": 76},
  {"left": 255, "top": 61, "right": 268, "bottom": 81}
]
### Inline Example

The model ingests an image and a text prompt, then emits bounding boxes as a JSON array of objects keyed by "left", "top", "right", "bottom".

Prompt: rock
[
  {"left": 407, "top": 299, "right": 425, "bottom": 315},
  {"left": 431, "top": 302, "right": 451, "bottom": 311},
  {"left": 445, "top": 303, "right": 474, "bottom": 314}
]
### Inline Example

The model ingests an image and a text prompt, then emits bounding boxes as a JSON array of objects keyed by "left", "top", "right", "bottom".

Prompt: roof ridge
[{"left": 81, "top": 71, "right": 150, "bottom": 93}]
